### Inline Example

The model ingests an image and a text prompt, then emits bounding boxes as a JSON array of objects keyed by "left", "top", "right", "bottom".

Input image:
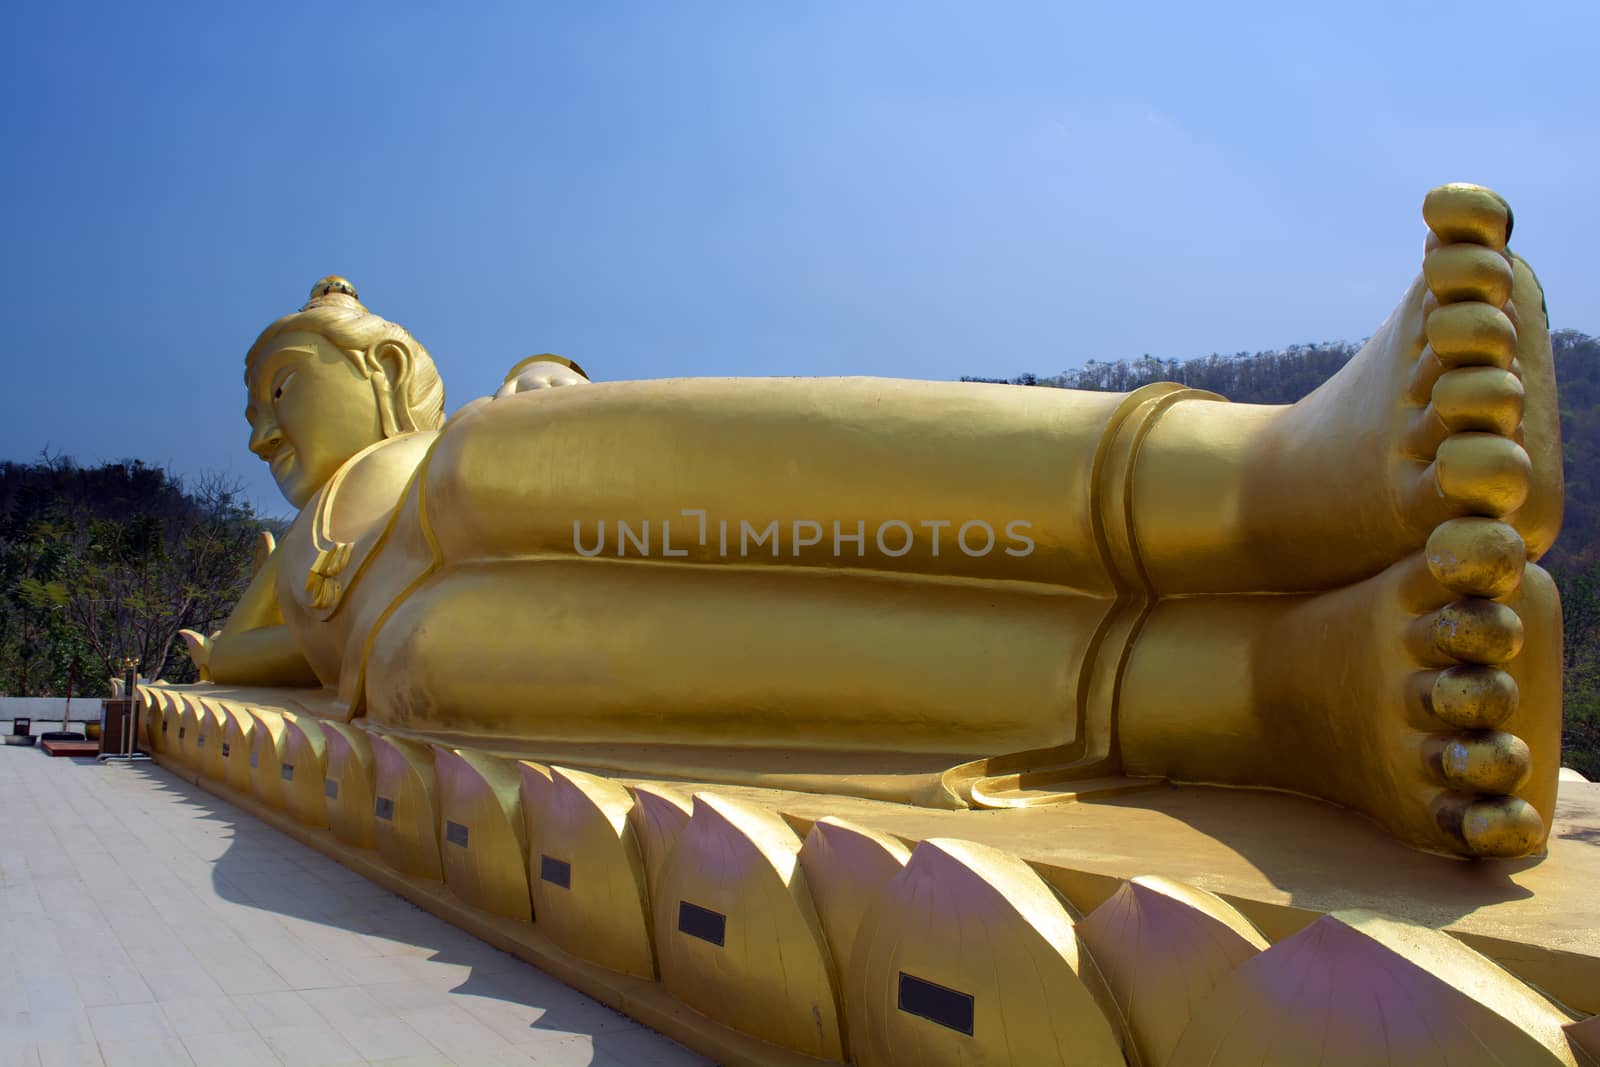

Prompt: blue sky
[{"left": 2, "top": 2, "right": 1595, "bottom": 516}]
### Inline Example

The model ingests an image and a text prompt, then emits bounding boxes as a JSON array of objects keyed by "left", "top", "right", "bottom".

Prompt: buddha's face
[{"left": 246, "top": 331, "right": 384, "bottom": 508}]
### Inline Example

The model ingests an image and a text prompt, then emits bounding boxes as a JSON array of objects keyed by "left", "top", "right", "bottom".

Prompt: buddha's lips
[{"left": 269, "top": 448, "right": 295, "bottom": 479}]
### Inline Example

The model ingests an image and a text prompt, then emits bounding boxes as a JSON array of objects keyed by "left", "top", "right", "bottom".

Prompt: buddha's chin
[{"left": 273, "top": 467, "right": 316, "bottom": 510}]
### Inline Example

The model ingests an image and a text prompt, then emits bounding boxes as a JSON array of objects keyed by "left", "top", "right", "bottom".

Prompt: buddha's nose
[{"left": 249, "top": 419, "right": 284, "bottom": 460}]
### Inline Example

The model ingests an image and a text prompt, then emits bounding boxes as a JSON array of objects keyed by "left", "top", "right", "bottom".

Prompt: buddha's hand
[
  {"left": 251, "top": 531, "right": 276, "bottom": 577},
  {"left": 178, "top": 629, "right": 216, "bottom": 681},
  {"left": 496, "top": 357, "right": 589, "bottom": 398}
]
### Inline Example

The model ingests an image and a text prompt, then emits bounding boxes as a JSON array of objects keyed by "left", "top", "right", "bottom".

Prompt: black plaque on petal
[
  {"left": 677, "top": 901, "right": 726, "bottom": 946},
  {"left": 221, "top": 742, "right": 231, "bottom": 758},
  {"left": 374, "top": 795, "right": 395, "bottom": 821},
  {"left": 445, "top": 820, "right": 469, "bottom": 848},
  {"left": 540, "top": 855, "right": 571, "bottom": 889},
  {"left": 324, "top": 778, "right": 339, "bottom": 799},
  {"left": 280, "top": 763, "right": 295, "bottom": 781},
  {"left": 897, "top": 973, "right": 974, "bottom": 1035}
]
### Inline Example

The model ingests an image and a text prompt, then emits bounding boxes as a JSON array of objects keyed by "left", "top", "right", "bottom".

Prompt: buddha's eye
[
  {"left": 274, "top": 386, "right": 283, "bottom": 400},
  {"left": 272, "top": 369, "right": 297, "bottom": 403}
]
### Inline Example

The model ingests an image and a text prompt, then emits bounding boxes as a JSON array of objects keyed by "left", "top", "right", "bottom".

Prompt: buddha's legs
[
  {"left": 361, "top": 184, "right": 1562, "bottom": 857},
  {"left": 1117, "top": 185, "right": 1563, "bottom": 859}
]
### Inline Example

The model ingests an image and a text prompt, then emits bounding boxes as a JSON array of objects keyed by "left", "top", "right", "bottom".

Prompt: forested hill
[
  {"left": 965, "top": 329, "right": 1600, "bottom": 570},
  {"left": 0, "top": 459, "right": 271, "bottom": 696}
]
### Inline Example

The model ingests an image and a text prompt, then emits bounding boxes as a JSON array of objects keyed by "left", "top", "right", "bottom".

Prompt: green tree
[{"left": 0, "top": 457, "right": 272, "bottom": 695}]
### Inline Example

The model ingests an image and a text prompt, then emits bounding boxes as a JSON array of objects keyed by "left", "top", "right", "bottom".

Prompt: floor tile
[
  {"left": 177, "top": 1029, "right": 278, "bottom": 1067},
  {"left": 1, "top": 754, "right": 707, "bottom": 1067},
  {"left": 96, "top": 1037, "right": 193, "bottom": 1067},
  {"left": 256, "top": 1024, "right": 363, "bottom": 1066}
]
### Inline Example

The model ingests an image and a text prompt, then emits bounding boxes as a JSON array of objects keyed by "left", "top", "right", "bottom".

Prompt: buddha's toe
[
  {"left": 1422, "top": 182, "right": 1513, "bottom": 251},
  {"left": 1419, "top": 597, "right": 1524, "bottom": 663},
  {"left": 1433, "top": 793, "right": 1544, "bottom": 859},
  {"left": 1439, "top": 731, "right": 1531, "bottom": 794},
  {"left": 1431, "top": 367, "right": 1524, "bottom": 436},
  {"left": 1424, "top": 518, "right": 1525, "bottom": 599},
  {"left": 1399, "top": 186, "right": 1554, "bottom": 558},
  {"left": 1406, "top": 516, "right": 1542, "bottom": 857},
  {"left": 1402, "top": 183, "right": 1561, "bottom": 565},
  {"left": 1422, "top": 243, "right": 1515, "bottom": 305}
]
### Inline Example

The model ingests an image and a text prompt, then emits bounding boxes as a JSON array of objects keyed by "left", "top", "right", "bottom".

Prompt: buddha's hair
[{"left": 244, "top": 276, "right": 446, "bottom": 435}]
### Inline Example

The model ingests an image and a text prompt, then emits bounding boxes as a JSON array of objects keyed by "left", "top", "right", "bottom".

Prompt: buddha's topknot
[{"left": 303, "top": 275, "right": 364, "bottom": 310}]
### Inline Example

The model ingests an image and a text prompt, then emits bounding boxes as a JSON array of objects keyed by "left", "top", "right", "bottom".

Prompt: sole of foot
[{"left": 1216, "top": 183, "right": 1563, "bottom": 594}]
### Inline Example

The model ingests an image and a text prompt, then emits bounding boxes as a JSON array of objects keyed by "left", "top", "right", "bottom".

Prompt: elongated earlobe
[{"left": 370, "top": 339, "right": 415, "bottom": 436}]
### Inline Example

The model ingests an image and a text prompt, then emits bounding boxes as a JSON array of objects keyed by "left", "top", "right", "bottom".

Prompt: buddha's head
[{"left": 245, "top": 277, "right": 445, "bottom": 508}]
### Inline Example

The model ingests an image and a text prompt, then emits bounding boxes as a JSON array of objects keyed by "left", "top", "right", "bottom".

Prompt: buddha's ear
[{"left": 369, "top": 340, "right": 415, "bottom": 436}]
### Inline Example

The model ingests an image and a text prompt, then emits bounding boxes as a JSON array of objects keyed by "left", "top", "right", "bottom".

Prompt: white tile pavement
[{"left": 0, "top": 749, "right": 709, "bottom": 1066}]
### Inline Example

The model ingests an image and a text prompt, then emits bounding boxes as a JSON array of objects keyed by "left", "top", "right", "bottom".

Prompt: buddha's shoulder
[
  {"left": 277, "top": 432, "right": 440, "bottom": 617},
  {"left": 319, "top": 432, "right": 438, "bottom": 540}
]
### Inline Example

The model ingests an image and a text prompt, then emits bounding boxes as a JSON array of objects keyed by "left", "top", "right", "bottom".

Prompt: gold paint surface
[
  {"left": 1430, "top": 665, "right": 1519, "bottom": 729},
  {"left": 144, "top": 704, "right": 1599, "bottom": 1067},
  {"left": 1424, "top": 244, "right": 1515, "bottom": 305},
  {"left": 320, "top": 721, "right": 377, "bottom": 848},
  {"left": 246, "top": 708, "right": 290, "bottom": 810},
  {"left": 432, "top": 746, "right": 531, "bottom": 922},
  {"left": 627, "top": 783, "right": 693, "bottom": 906},
  {"left": 1169, "top": 910, "right": 1581, "bottom": 1066},
  {"left": 514, "top": 759, "right": 554, "bottom": 892},
  {"left": 796, "top": 817, "right": 909, "bottom": 993},
  {"left": 1078, "top": 875, "right": 1268, "bottom": 1067},
  {"left": 1422, "top": 183, "right": 1512, "bottom": 249},
  {"left": 1566, "top": 1015, "right": 1600, "bottom": 1065},
  {"left": 1426, "top": 517, "right": 1526, "bottom": 598},
  {"left": 172, "top": 697, "right": 198, "bottom": 766},
  {"left": 847, "top": 836, "right": 1124, "bottom": 1066},
  {"left": 652, "top": 793, "right": 844, "bottom": 1059},
  {"left": 194, "top": 699, "right": 228, "bottom": 781},
  {"left": 530, "top": 767, "right": 654, "bottom": 979},
  {"left": 368, "top": 732, "right": 444, "bottom": 881},
  {"left": 141, "top": 689, "right": 167, "bottom": 754},
  {"left": 279, "top": 712, "right": 330, "bottom": 828},
  {"left": 218, "top": 703, "right": 256, "bottom": 793}
]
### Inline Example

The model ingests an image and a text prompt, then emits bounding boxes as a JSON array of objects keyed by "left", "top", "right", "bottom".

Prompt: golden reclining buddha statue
[{"left": 181, "top": 183, "right": 1563, "bottom": 862}]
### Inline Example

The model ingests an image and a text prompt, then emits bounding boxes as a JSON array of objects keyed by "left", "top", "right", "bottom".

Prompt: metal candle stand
[{"left": 98, "top": 658, "right": 149, "bottom": 762}]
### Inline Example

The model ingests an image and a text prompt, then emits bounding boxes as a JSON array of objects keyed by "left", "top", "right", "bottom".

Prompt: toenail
[
  {"left": 1440, "top": 730, "right": 1532, "bottom": 794},
  {"left": 1431, "top": 368, "right": 1523, "bottom": 437},
  {"left": 1434, "top": 435, "right": 1531, "bottom": 516},
  {"left": 1425, "top": 303, "right": 1518, "bottom": 367},
  {"left": 1423, "top": 245, "right": 1514, "bottom": 306},
  {"left": 1425, "top": 518, "right": 1525, "bottom": 598},
  {"left": 1428, "top": 666, "right": 1518, "bottom": 729},
  {"left": 1432, "top": 599, "right": 1525, "bottom": 663},
  {"left": 1459, "top": 795, "right": 1543, "bottom": 859},
  {"left": 1423, "top": 184, "right": 1512, "bottom": 251}
]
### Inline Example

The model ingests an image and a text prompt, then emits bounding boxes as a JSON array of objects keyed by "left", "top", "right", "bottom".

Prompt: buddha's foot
[
  {"left": 1124, "top": 530, "right": 1560, "bottom": 859},
  {"left": 1308, "top": 546, "right": 1554, "bottom": 859},
  {"left": 1139, "top": 183, "right": 1562, "bottom": 596},
  {"left": 1311, "top": 186, "right": 1560, "bottom": 856}
]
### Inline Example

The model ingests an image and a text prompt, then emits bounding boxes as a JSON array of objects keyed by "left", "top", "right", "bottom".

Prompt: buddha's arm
[
  {"left": 181, "top": 548, "right": 320, "bottom": 687},
  {"left": 206, "top": 624, "right": 318, "bottom": 686}
]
